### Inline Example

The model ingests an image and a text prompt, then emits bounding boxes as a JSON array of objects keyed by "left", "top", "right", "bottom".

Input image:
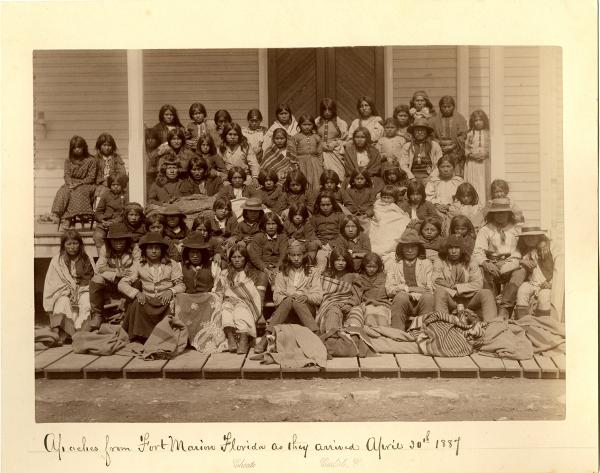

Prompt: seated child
[
  {"left": 260, "top": 128, "right": 293, "bottom": 183},
  {"left": 255, "top": 169, "right": 285, "bottom": 214},
  {"left": 43, "top": 229, "right": 95, "bottom": 340},
  {"left": 310, "top": 191, "right": 346, "bottom": 271},
  {"left": 343, "top": 127, "right": 382, "bottom": 186},
  {"left": 89, "top": 222, "right": 140, "bottom": 329},
  {"left": 385, "top": 229, "right": 434, "bottom": 330},
  {"left": 156, "top": 128, "right": 197, "bottom": 177},
  {"left": 191, "top": 215, "right": 224, "bottom": 267},
  {"left": 333, "top": 215, "right": 371, "bottom": 270},
  {"left": 210, "top": 196, "right": 238, "bottom": 242},
  {"left": 401, "top": 179, "right": 438, "bottom": 228},
  {"left": 93, "top": 133, "right": 128, "bottom": 206},
  {"left": 181, "top": 232, "right": 216, "bottom": 294},
  {"left": 248, "top": 212, "right": 288, "bottom": 285},
  {"left": 447, "top": 182, "right": 484, "bottom": 230},
  {"left": 376, "top": 160, "right": 408, "bottom": 203},
  {"left": 93, "top": 173, "right": 128, "bottom": 248},
  {"left": 487, "top": 179, "right": 524, "bottom": 224},
  {"left": 281, "top": 169, "right": 315, "bottom": 216},
  {"left": 341, "top": 169, "right": 376, "bottom": 219},
  {"left": 231, "top": 198, "right": 263, "bottom": 247},
  {"left": 368, "top": 185, "right": 410, "bottom": 263},
  {"left": 425, "top": 156, "right": 463, "bottom": 216},
  {"left": 319, "top": 169, "right": 344, "bottom": 204},
  {"left": 418, "top": 216, "right": 444, "bottom": 263},
  {"left": 148, "top": 160, "right": 183, "bottom": 204},
  {"left": 217, "top": 166, "right": 256, "bottom": 201},
  {"left": 448, "top": 215, "right": 476, "bottom": 256},
  {"left": 196, "top": 133, "right": 227, "bottom": 179},
  {"left": 179, "top": 156, "right": 222, "bottom": 197},
  {"left": 185, "top": 102, "right": 209, "bottom": 151},
  {"left": 122, "top": 202, "right": 146, "bottom": 244},
  {"left": 283, "top": 202, "right": 319, "bottom": 262},
  {"left": 145, "top": 212, "right": 182, "bottom": 262}
]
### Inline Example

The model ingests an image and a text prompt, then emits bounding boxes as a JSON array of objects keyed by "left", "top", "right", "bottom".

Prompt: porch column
[
  {"left": 489, "top": 46, "right": 505, "bottom": 179},
  {"left": 456, "top": 46, "right": 470, "bottom": 116},
  {"left": 127, "top": 49, "right": 145, "bottom": 204},
  {"left": 258, "top": 49, "right": 269, "bottom": 120},
  {"left": 384, "top": 46, "right": 394, "bottom": 117}
]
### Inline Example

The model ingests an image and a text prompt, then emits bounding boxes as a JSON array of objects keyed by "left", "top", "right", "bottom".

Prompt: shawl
[
  {"left": 213, "top": 270, "right": 262, "bottom": 324},
  {"left": 315, "top": 116, "right": 349, "bottom": 148},
  {"left": 474, "top": 319, "right": 534, "bottom": 360},
  {"left": 316, "top": 275, "right": 358, "bottom": 330},
  {"left": 368, "top": 200, "right": 410, "bottom": 257},
  {"left": 268, "top": 324, "right": 327, "bottom": 369},
  {"left": 43, "top": 254, "right": 94, "bottom": 312},
  {"left": 261, "top": 144, "right": 292, "bottom": 179},
  {"left": 262, "top": 117, "right": 299, "bottom": 152}
]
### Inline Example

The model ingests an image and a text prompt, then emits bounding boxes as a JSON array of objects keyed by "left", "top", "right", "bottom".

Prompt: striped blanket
[{"left": 316, "top": 276, "right": 356, "bottom": 332}]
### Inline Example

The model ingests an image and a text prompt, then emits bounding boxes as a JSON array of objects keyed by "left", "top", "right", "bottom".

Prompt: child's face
[
  {"left": 110, "top": 238, "right": 127, "bottom": 254},
  {"left": 248, "top": 116, "right": 262, "bottom": 130},
  {"left": 188, "top": 249, "right": 204, "bottom": 266},
  {"left": 358, "top": 101, "right": 372, "bottom": 118},
  {"left": 72, "top": 146, "right": 84, "bottom": 158},
  {"left": 453, "top": 224, "right": 469, "bottom": 237},
  {"left": 265, "top": 221, "right": 278, "bottom": 236},
  {"left": 277, "top": 110, "right": 291, "bottom": 124},
  {"left": 421, "top": 223, "right": 439, "bottom": 241},
  {"left": 146, "top": 136, "right": 158, "bottom": 150},
  {"left": 199, "top": 141, "right": 211, "bottom": 155},
  {"left": 64, "top": 238, "right": 80, "bottom": 257},
  {"left": 381, "top": 195, "right": 395, "bottom": 205},
  {"left": 145, "top": 243, "right": 163, "bottom": 262},
  {"left": 163, "top": 110, "right": 174, "bottom": 124},
  {"left": 364, "top": 261, "right": 379, "bottom": 277},
  {"left": 474, "top": 117, "right": 485, "bottom": 130},
  {"left": 273, "top": 133, "right": 287, "bottom": 148},
  {"left": 288, "top": 249, "right": 304, "bottom": 268},
  {"left": 165, "top": 165, "right": 179, "bottom": 180},
  {"left": 231, "top": 173, "right": 244, "bottom": 188},
  {"left": 300, "top": 121, "right": 313, "bottom": 134},
  {"left": 409, "top": 192, "right": 422, "bottom": 205},
  {"left": 319, "top": 197, "right": 333, "bottom": 215},
  {"left": 225, "top": 129, "right": 239, "bottom": 146},
  {"left": 402, "top": 244, "right": 419, "bottom": 261},
  {"left": 386, "top": 171, "right": 399, "bottom": 183},
  {"left": 333, "top": 256, "right": 347, "bottom": 273},
  {"left": 230, "top": 251, "right": 246, "bottom": 270},
  {"left": 190, "top": 166, "right": 205, "bottom": 181},
  {"left": 413, "top": 127, "right": 428, "bottom": 141},
  {"left": 127, "top": 211, "right": 141, "bottom": 226},
  {"left": 438, "top": 162, "right": 455, "bottom": 179},
  {"left": 289, "top": 182, "right": 303, "bottom": 194},
  {"left": 384, "top": 123, "right": 397, "bottom": 137},
  {"left": 447, "top": 245, "right": 462, "bottom": 262},
  {"left": 493, "top": 212, "right": 510, "bottom": 227},
  {"left": 396, "top": 111, "right": 410, "bottom": 127},
  {"left": 440, "top": 102, "right": 455, "bottom": 117},
  {"left": 245, "top": 210, "right": 261, "bottom": 223},
  {"left": 148, "top": 221, "right": 164, "bottom": 233},
  {"left": 264, "top": 179, "right": 275, "bottom": 191},
  {"left": 459, "top": 194, "right": 473, "bottom": 205},
  {"left": 196, "top": 225, "right": 209, "bottom": 239},
  {"left": 292, "top": 214, "right": 304, "bottom": 226},
  {"left": 110, "top": 182, "right": 123, "bottom": 194},
  {"left": 522, "top": 235, "right": 539, "bottom": 249},
  {"left": 216, "top": 116, "right": 229, "bottom": 129},
  {"left": 353, "top": 132, "right": 367, "bottom": 149},
  {"left": 322, "top": 108, "right": 333, "bottom": 120},
  {"left": 192, "top": 111, "right": 205, "bottom": 124},
  {"left": 214, "top": 207, "right": 228, "bottom": 220},
  {"left": 100, "top": 142, "right": 113, "bottom": 156},
  {"left": 491, "top": 187, "right": 506, "bottom": 199},
  {"left": 169, "top": 136, "right": 183, "bottom": 150},
  {"left": 353, "top": 175, "right": 366, "bottom": 188},
  {"left": 324, "top": 180, "right": 337, "bottom": 191},
  {"left": 166, "top": 215, "right": 180, "bottom": 228},
  {"left": 414, "top": 96, "right": 426, "bottom": 110},
  {"left": 344, "top": 221, "right": 359, "bottom": 239}
]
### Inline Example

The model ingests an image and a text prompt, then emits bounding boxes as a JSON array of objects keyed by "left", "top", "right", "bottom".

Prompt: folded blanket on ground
[
  {"left": 475, "top": 319, "right": 534, "bottom": 360},
  {"left": 174, "top": 292, "right": 226, "bottom": 353},
  {"left": 410, "top": 311, "right": 482, "bottom": 357},
  {"left": 72, "top": 323, "right": 129, "bottom": 356},
  {"left": 140, "top": 315, "right": 189, "bottom": 360},
  {"left": 364, "top": 326, "right": 420, "bottom": 354},
  {"left": 268, "top": 324, "right": 327, "bottom": 369},
  {"left": 35, "top": 326, "right": 60, "bottom": 350},
  {"left": 320, "top": 327, "right": 377, "bottom": 358},
  {"left": 512, "top": 314, "right": 565, "bottom": 356}
]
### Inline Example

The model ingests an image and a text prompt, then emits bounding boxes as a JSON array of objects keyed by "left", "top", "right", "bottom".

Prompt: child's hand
[
  {"left": 136, "top": 292, "right": 146, "bottom": 305},
  {"left": 520, "top": 259, "right": 537, "bottom": 271}
]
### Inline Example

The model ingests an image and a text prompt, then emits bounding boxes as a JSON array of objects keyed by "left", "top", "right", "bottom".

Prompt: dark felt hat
[
  {"left": 138, "top": 232, "right": 170, "bottom": 248},
  {"left": 160, "top": 204, "right": 185, "bottom": 217},
  {"left": 397, "top": 229, "right": 425, "bottom": 247},
  {"left": 105, "top": 222, "right": 132, "bottom": 239},
  {"left": 241, "top": 198, "right": 263, "bottom": 211},
  {"left": 484, "top": 198, "right": 515, "bottom": 216},
  {"left": 182, "top": 232, "right": 212, "bottom": 249},
  {"left": 407, "top": 117, "right": 434, "bottom": 134},
  {"left": 517, "top": 225, "right": 548, "bottom": 237}
]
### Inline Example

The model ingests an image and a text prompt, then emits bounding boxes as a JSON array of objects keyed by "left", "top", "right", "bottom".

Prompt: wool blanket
[
  {"left": 316, "top": 276, "right": 358, "bottom": 333},
  {"left": 72, "top": 323, "right": 130, "bottom": 356},
  {"left": 474, "top": 318, "right": 534, "bottom": 360},
  {"left": 175, "top": 292, "right": 221, "bottom": 351},
  {"left": 368, "top": 200, "right": 410, "bottom": 258},
  {"left": 364, "top": 326, "right": 421, "bottom": 354},
  {"left": 34, "top": 327, "right": 60, "bottom": 351},
  {"left": 267, "top": 324, "right": 327, "bottom": 369},
  {"left": 145, "top": 195, "right": 216, "bottom": 228},
  {"left": 139, "top": 314, "right": 189, "bottom": 360},
  {"left": 320, "top": 327, "right": 377, "bottom": 358},
  {"left": 512, "top": 314, "right": 565, "bottom": 356}
]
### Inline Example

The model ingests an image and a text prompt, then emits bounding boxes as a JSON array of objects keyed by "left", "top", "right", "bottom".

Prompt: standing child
[
  {"left": 262, "top": 103, "right": 298, "bottom": 152},
  {"left": 93, "top": 173, "right": 128, "bottom": 248},
  {"left": 122, "top": 202, "right": 146, "bottom": 244},
  {"left": 488, "top": 179, "right": 524, "bottom": 224},
  {"left": 316, "top": 97, "right": 349, "bottom": 181},
  {"left": 418, "top": 216, "right": 444, "bottom": 263},
  {"left": 399, "top": 118, "right": 443, "bottom": 181},
  {"left": 311, "top": 191, "right": 346, "bottom": 271},
  {"left": 348, "top": 96, "right": 384, "bottom": 144},
  {"left": 255, "top": 169, "right": 285, "bottom": 214},
  {"left": 151, "top": 104, "right": 183, "bottom": 146},
  {"left": 147, "top": 161, "right": 183, "bottom": 204},
  {"left": 232, "top": 198, "right": 264, "bottom": 247},
  {"left": 287, "top": 114, "right": 323, "bottom": 190},
  {"left": 94, "top": 133, "right": 127, "bottom": 207},
  {"left": 185, "top": 102, "right": 208, "bottom": 151},
  {"left": 393, "top": 104, "right": 413, "bottom": 141},
  {"left": 248, "top": 212, "right": 288, "bottom": 285},
  {"left": 377, "top": 118, "right": 407, "bottom": 165},
  {"left": 464, "top": 109, "right": 490, "bottom": 201},
  {"left": 51, "top": 135, "right": 98, "bottom": 225},
  {"left": 43, "top": 229, "right": 95, "bottom": 340},
  {"left": 261, "top": 128, "right": 293, "bottom": 183},
  {"left": 425, "top": 156, "right": 464, "bottom": 217},
  {"left": 242, "top": 108, "right": 267, "bottom": 164},
  {"left": 431, "top": 96, "right": 468, "bottom": 176},
  {"left": 179, "top": 156, "right": 222, "bottom": 198},
  {"left": 161, "top": 204, "right": 190, "bottom": 255},
  {"left": 409, "top": 90, "right": 436, "bottom": 122},
  {"left": 334, "top": 215, "right": 372, "bottom": 271},
  {"left": 119, "top": 232, "right": 185, "bottom": 341},
  {"left": 386, "top": 229, "right": 434, "bottom": 330},
  {"left": 343, "top": 127, "right": 382, "bottom": 186},
  {"left": 89, "top": 223, "right": 140, "bottom": 330},
  {"left": 447, "top": 182, "right": 484, "bottom": 230},
  {"left": 218, "top": 122, "right": 260, "bottom": 187},
  {"left": 181, "top": 232, "right": 216, "bottom": 294}
]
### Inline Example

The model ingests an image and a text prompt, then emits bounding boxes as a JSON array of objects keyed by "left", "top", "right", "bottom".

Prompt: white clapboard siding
[
  {"left": 552, "top": 48, "right": 564, "bottom": 249},
  {"left": 33, "top": 50, "right": 129, "bottom": 216},
  {"left": 469, "top": 46, "right": 490, "bottom": 115},
  {"left": 503, "top": 47, "right": 541, "bottom": 225},
  {"left": 143, "top": 49, "right": 259, "bottom": 129},
  {"left": 391, "top": 46, "right": 457, "bottom": 110}
]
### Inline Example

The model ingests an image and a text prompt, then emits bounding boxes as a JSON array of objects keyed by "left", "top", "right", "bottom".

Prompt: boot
[
  {"left": 224, "top": 327, "right": 237, "bottom": 353},
  {"left": 237, "top": 333, "right": 249, "bottom": 354},
  {"left": 254, "top": 334, "right": 268, "bottom": 354},
  {"left": 87, "top": 314, "right": 103, "bottom": 332},
  {"left": 514, "top": 305, "right": 530, "bottom": 320},
  {"left": 497, "top": 305, "right": 512, "bottom": 320}
]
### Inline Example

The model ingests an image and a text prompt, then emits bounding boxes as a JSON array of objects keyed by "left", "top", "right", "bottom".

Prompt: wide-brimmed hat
[
  {"left": 105, "top": 222, "right": 132, "bottom": 239},
  {"left": 484, "top": 198, "right": 515, "bottom": 216},
  {"left": 407, "top": 117, "right": 434, "bottom": 134},
  {"left": 412, "top": 90, "right": 430, "bottom": 100},
  {"left": 160, "top": 204, "right": 185, "bottom": 217},
  {"left": 241, "top": 198, "right": 263, "bottom": 212},
  {"left": 397, "top": 229, "right": 425, "bottom": 247},
  {"left": 138, "top": 232, "right": 170, "bottom": 248},
  {"left": 182, "top": 232, "right": 212, "bottom": 249},
  {"left": 517, "top": 225, "right": 548, "bottom": 237}
]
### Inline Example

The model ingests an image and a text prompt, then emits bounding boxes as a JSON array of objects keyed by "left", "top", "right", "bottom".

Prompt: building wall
[
  {"left": 33, "top": 50, "right": 129, "bottom": 216},
  {"left": 469, "top": 46, "right": 490, "bottom": 115}
]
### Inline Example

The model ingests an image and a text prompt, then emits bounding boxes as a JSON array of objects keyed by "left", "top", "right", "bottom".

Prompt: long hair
[
  {"left": 146, "top": 212, "right": 165, "bottom": 234},
  {"left": 468, "top": 109, "right": 490, "bottom": 131},
  {"left": 359, "top": 252, "right": 384, "bottom": 275},
  {"left": 319, "top": 169, "right": 341, "bottom": 189},
  {"left": 406, "top": 180, "right": 426, "bottom": 204},
  {"left": 319, "top": 97, "right": 338, "bottom": 119},
  {"left": 275, "top": 103, "right": 293, "bottom": 123},
  {"left": 139, "top": 241, "right": 170, "bottom": 265},
  {"left": 313, "top": 190, "right": 342, "bottom": 215},
  {"left": 95, "top": 133, "right": 117, "bottom": 155},
  {"left": 213, "top": 109, "right": 232, "bottom": 127},
  {"left": 418, "top": 217, "right": 443, "bottom": 240},
  {"left": 453, "top": 182, "right": 480, "bottom": 205},
  {"left": 283, "top": 169, "right": 308, "bottom": 194},
  {"left": 122, "top": 202, "right": 145, "bottom": 227},
  {"left": 296, "top": 114, "right": 316, "bottom": 133},
  {"left": 158, "top": 104, "right": 183, "bottom": 127},
  {"left": 227, "top": 166, "right": 247, "bottom": 185},
  {"left": 490, "top": 179, "right": 510, "bottom": 197},
  {"left": 340, "top": 214, "right": 364, "bottom": 237},
  {"left": 393, "top": 104, "right": 412, "bottom": 128},
  {"left": 439, "top": 237, "right": 471, "bottom": 266},
  {"left": 270, "top": 127, "right": 288, "bottom": 148},
  {"left": 182, "top": 245, "right": 211, "bottom": 269},
  {"left": 325, "top": 247, "right": 354, "bottom": 277},
  {"left": 187, "top": 156, "right": 209, "bottom": 180},
  {"left": 409, "top": 92, "right": 435, "bottom": 114},
  {"left": 352, "top": 126, "right": 373, "bottom": 146},
  {"left": 189, "top": 102, "right": 207, "bottom": 119},
  {"left": 259, "top": 211, "right": 283, "bottom": 234},
  {"left": 226, "top": 243, "right": 250, "bottom": 284},
  {"left": 191, "top": 215, "right": 214, "bottom": 237},
  {"left": 196, "top": 133, "right": 217, "bottom": 156},
  {"left": 281, "top": 245, "right": 311, "bottom": 276},
  {"left": 59, "top": 229, "right": 94, "bottom": 276},
  {"left": 449, "top": 215, "right": 476, "bottom": 240},
  {"left": 104, "top": 235, "right": 134, "bottom": 261},
  {"left": 246, "top": 108, "right": 263, "bottom": 121},
  {"left": 167, "top": 127, "right": 187, "bottom": 150},
  {"left": 258, "top": 169, "right": 279, "bottom": 187},
  {"left": 516, "top": 234, "right": 550, "bottom": 256},
  {"left": 356, "top": 95, "right": 379, "bottom": 117},
  {"left": 382, "top": 164, "right": 408, "bottom": 186},
  {"left": 348, "top": 169, "right": 373, "bottom": 189},
  {"left": 68, "top": 135, "right": 90, "bottom": 160},
  {"left": 219, "top": 122, "right": 249, "bottom": 154},
  {"left": 394, "top": 240, "right": 425, "bottom": 261},
  {"left": 287, "top": 202, "right": 310, "bottom": 223}
]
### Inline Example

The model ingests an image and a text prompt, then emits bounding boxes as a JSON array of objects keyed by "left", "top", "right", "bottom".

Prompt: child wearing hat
[
  {"left": 160, "top": 204, "right": 190, "bottom": 254},
  {"left": 231, "top": 197, "right": 264, "bottom": 247},
  {"left": 88, "top": 222, "right": 140, "bottom": 330},
  {"left": 385, "top": 229, "right": 435, "bottom": 330},
  {"left": 399, "top": 117, "right": 443, "bottom": 181},
  {"left": 473, "top": 198, "right": 524, "bottom": 318},
  {"left": 433, "top": 234, "right": 497, "bottom": 322},
  {"left": 180, "top": 232, "right": 216, "bottom": 294},
  {"left": 118, "top": 232, "right": 185, "bottom": 341}
]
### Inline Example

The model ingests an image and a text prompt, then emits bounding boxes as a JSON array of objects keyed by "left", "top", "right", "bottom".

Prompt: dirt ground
[{"left": 36, "top": 377, "right": 565, "bottom": 422}]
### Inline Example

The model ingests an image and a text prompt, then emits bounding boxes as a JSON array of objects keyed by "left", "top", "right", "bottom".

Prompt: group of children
[{"left": 43, "top": 90, "right": 560, "bottom": 354}]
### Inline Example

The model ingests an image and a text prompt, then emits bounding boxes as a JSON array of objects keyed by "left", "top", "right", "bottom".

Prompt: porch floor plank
[
  {"left": 501, "top": 358, "right": 523, "bottom": 378},
  {"left": 324, "top": 357, "right": 360, "bottom": 378},
  {"left": 35, "top": 346, "right": 72, "bottom": 378},
  {"left": 202, "top": 352, "right": 246, "bottom": 379},
  {"left": 534, "top": 355, "right": 559, "bottom": 379},
  {"left": 519, "top": 358, "right": 541, "bottom": 379},
  {"left": 123, "top": 358, "right": 168, "bottom": 379},
  {"left": 551, "top": 354, "right": 566, "bottom": 378},
  {"left": 45, "top": 352, "right": 99, "bottom": 379},
  {"left": 163, "top": 350, "right": 210, "bottom": 379},
  {"left": 434, "top": 356, "right": 479, "bottom": 378},
  {"left": 242, "top": 350, "right": 281, "bottom": 379},
  {"left": 83, "top": 354, "right": 134, "bottom": 379},
  {"left": 395, "top": 354, "right": 440, "bottom": 378},
  {"left": 470, "top": 354, "right": 506, "bottom": 378},
  {"left": 359, "top": 354, "right": 399, "bottom": 378}
]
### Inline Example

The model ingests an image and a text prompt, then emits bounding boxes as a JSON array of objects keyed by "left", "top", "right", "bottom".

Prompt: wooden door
[{"left": 268, "top": 47, "right": 384, "bottom": 125}]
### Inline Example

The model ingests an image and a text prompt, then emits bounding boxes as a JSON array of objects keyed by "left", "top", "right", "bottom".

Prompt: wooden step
[
  {"left": 123, "top": 357, "right": 168, "bottom": 379},
  {"left": 434, "top": 356, "right": 479, "bottom": 378},
  {"left": 501, "top": 358, "right": 523, "bottom": 378},
  {"left": 163, "top": 350, "right": 210, "bottom": 379},
  {"left": 242, "top": 350, "right": 281, "bottom": 379},
  {"left": 280, "top": 363, "right": 322, "bottom": 379},
  {"left": 395, "top": 354, "right": 439, "bottom": 378},
  {"left": 470, "top": 354, "right": 506, "bottom": 378},
  {"left": 35, "top": 346, "right": 72, "bottom": 378},
  {"left": 324, "top": 357, "right": 360, "bottom": 378},
  {"left": 202, "top": 352, "right": 247, "bottom": 379},
  {"left": 45, "top": 352, "right": 99, "bottom": 379},
  {"left": 519, "top": 358, "right": 541, "bottom": 379},
  {"left": 534, "top": 355, "right": 559, "bottom": 379},
  {"left": 83, "top": 354, "right": 134, "bottom": 379},
  {"left": 551, "top": 354, "right": 566, "bottom": 379},
  {"left": 359, "top": 354, "right": 399, "bottom": 378}
]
